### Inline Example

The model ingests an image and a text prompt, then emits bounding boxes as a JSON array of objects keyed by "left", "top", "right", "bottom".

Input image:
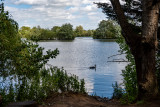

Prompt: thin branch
[
  {"left": 108, "top": 53, "right": 125, "bottom": 59},
  {"left": 107, "top": 60, "right": 129, "bottom": 62},
  {"left": 108, "top": 58, "right": 129, "bottom": 62},
  {"left": 46, "top": 63, "right": 57, "bottom": 68}
]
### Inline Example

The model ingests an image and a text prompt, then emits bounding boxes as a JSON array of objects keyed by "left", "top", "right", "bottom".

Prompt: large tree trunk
[
  {"left": 134, "top": 44, "right": 158, "bottom": 100},
  {"left": 135, "top": 0, "right": 159, "bottom": 100},
  {"left": 110, "top": 0, "right": 159, "bottom": 100}
]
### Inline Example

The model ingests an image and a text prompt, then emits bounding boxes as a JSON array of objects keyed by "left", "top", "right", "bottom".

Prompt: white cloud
[
  {"left": 82, "top": 5, "right": 97, "bottom": 12},
  {"left": 15, "top": 0, "right": 82, "bottom": 7},
  {"left": 15, "top": 0, "right": 47, "bottom": 5},
  {"left": 5, "top": 0, "right": 108, "bottom": 29},
  {"left": 68, "top": 7, "right": 79, "bottom": 13},
  {"left": 88, "top": 12, "right": 97, "bottom": 16}
]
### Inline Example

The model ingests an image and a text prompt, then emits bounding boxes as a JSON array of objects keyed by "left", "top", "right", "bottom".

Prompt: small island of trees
[{"left": 19, "top": 20, "right": 119, "bottom": 41}]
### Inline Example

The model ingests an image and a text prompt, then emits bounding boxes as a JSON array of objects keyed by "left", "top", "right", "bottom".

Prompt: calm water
[{"left": 39, "top": 37, "right": 127, "bottom": 98}]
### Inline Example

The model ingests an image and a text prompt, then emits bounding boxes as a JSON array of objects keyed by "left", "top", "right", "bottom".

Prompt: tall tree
[
  {"left": 19, "top": 26, "right": 31, "bottom": 39},
  {"left": 93, "top": 20, "right": 118, "bottom": 39},
  {"left": 51, "top": 26, "right": 61, "bottom": 36},
  {"left": 96, "top": 0, "right": 160, "bottom": 100},
  {"left": 75, "top": 25, "right": 84, "bottom": 37},
  {"left": 57, "top": 23, "right": 75, "bottom": 40},
  {"left": 0, "top": 2, "right": 20, "bottom": 71}
]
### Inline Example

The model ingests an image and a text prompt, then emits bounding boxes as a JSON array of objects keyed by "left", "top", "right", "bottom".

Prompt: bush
[
  {"left": 112, "top": 82, "right": 123, "bottom": 99},
  {"left": 0, "top": 67, "right": 86, "bottom": 106}
]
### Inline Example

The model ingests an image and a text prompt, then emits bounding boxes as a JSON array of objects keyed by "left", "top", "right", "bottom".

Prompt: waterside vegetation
[
  {"left": 19, "top": 20, "right": 119, "bottom": 41},
  {"left": 0, "top": 2, "right": 85, "bottom": 106}
]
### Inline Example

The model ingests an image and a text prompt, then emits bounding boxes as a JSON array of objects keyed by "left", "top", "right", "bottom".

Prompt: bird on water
[{"left": 89, "top": 64, "right": 96, "bottom": 69}]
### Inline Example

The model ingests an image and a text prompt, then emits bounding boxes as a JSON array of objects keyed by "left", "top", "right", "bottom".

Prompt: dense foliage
[
  {"left": 93, "top": 20, "right": 119, "bottom": 39},
  {"left": 95, "top": 0, "right": 142, "bottom": 33},
  {"left": 57, "top": 23, "right": 75, "bottom": 40},
  {"left": 19, "top": 26, "right": 56, "bottom": 41},
  {"left": 0, "top": 2, "right": 20, "bottom": 72},
  {"left": 0, "top": 2, "right": 86, "bottom": 106},
  {"left": 75, "top": 25, "right": 94, "bottom": 37}
]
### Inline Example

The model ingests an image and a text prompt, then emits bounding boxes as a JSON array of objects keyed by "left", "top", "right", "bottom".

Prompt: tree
[
  {"left": 30, "top": 26, "right": 42, "bottom": 40},
  {"left": 39, "top": 28, "right": 54, "bottom": 40},
  {"left": 19, "top": 26, "right": 31, "bottom": 39},
  {"left": 51, "top": 26, "right": 61, "bottom": 38},
  {"left": 19, "top": 26, "right": 57, "bottom": 40},
  {"left": 84, "top": 30, "right": 94, "bottom": 37},
  {"left": 51, "top": 26, "right": 61, "bottom": 32},
  {"left": 0, "top": 2, "right": 20, "bottom": 71},
  {"left": 96, "top": 0, "right": 160, "bottom": 100},
  {"left": 75, "top": 25, "right": 84, "bottom": 37},
  {"left": 93, "top": 20, "right": 118, "bottom": 39},
  {"left": 57, "top": 23, "right": 75, "bottom": 40}
]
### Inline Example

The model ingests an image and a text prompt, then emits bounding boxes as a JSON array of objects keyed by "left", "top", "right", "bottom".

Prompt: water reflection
[{"left": 39, "top": 37, "right": 127, "bottom": 98}]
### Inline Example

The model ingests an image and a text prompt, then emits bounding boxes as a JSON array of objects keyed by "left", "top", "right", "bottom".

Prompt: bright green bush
[{"left": 112, "top": 82, "right": 123, "bottom": 99}]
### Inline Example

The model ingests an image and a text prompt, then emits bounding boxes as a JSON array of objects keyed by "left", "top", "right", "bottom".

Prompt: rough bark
[
  {"left": 110, "top": 0, "right": 159, "bottom": 100},
  {"left": 138, "top": 0, "right": 159, "bottom": 99}
]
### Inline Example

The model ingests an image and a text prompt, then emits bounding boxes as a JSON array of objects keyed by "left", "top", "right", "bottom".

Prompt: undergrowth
[{"left": 0, "top": 67, "right": 86, "bottom": 106}]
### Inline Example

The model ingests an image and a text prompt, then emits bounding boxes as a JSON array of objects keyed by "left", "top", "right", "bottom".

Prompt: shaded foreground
[
  {"left": 38, "top": 92, "right": 160, "bottom": 107},
  {"left": 6, "top": 92, "right": 160, "bottom": 107}
]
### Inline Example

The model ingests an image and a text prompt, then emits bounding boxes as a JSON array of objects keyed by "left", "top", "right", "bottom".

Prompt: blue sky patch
[{"left": 7, "top": 4, "right": 32, "bottom": 9}]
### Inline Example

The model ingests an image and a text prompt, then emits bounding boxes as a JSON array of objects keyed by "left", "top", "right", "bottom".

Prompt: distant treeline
[{"left": 19, "top": 20, "right": 120, "bottom": 40}]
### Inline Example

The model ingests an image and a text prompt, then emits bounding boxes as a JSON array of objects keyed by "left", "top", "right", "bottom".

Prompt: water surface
[{"left": 39, "top": 37, "right": 127, "bottom": 98}]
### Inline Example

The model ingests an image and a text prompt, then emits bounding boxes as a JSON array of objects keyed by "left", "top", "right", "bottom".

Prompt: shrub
[{"left": 112, "top": 82, "right": 123, "bottom": 99}]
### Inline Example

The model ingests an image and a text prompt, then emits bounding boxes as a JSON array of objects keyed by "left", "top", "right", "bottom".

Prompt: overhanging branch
[{"left": 110, "top": 0, "right": 141, "bottom": 48}]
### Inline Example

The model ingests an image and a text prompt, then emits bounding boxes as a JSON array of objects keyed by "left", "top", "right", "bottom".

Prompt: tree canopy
[
  {"left": 93, "top": 20, "right": 119, "bottom": 39},
  {"left": 57, "top": 23, "right": 75, "bottom": 40}
]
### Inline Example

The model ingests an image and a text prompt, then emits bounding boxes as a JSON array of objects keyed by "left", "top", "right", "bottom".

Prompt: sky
[{"left": 3, "top": 0, "right": 110, "bottom": 30}]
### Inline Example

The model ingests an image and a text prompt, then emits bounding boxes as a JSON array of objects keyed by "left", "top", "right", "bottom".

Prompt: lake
[{"left": 39, "top": 37, "right": 127, "bottom": 98}]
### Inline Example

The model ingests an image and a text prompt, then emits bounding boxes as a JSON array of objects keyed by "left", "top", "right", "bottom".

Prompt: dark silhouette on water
[{"left": 89, "top": 64, "right": 96, "bottom": 69}]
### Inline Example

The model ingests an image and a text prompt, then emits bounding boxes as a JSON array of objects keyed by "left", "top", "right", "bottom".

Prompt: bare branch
[
  {"left": 108, "top": 53, "right": 125, "bottom": 59},
  {"left": 108, "top": 58, "right": 129, "bottom": 62},
  {"left": 107, "top": 60, "right": 129, "bottom": 62}
]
